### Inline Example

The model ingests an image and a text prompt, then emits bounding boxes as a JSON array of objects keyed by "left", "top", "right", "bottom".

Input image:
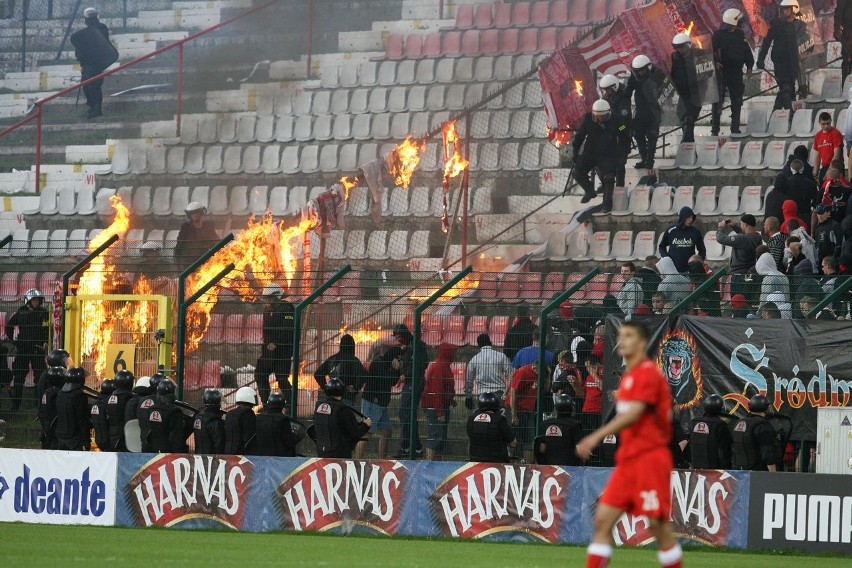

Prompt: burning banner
[
  {"left": 539, "top": 45, "right": 597, "bottom": 145},
  {"left": 358, "top": 137, "right": 424, "bottom": 224},
  {"left": 441, "top": 120, "right": 469, "bottom": 232}
]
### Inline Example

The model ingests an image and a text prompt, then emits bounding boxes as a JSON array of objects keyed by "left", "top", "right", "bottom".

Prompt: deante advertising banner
[{"left": 603, "top": 316, "right": 852, "bottom": 441}]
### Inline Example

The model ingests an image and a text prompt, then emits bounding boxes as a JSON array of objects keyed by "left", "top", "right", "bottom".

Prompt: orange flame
[
  {"left": 684, "top": 21, "right": 695, "bottom": 35},
  {"left": 409, "top": 275, "right": 480, "bottom": 301},
  {"left": 388, "top": 136, "right": 423, "bottom": 188},
  {"left": 442, "top": 121, "right": 469, "bottom": 180},
  {"left": 339, "top": 176, "right": 359, "bottom": 200},
  {"left": 574, "top": 79, "right": 584, "bottom": 97},
  {"left": 695, "top": 37, "right": 703, "bottom": 49}
]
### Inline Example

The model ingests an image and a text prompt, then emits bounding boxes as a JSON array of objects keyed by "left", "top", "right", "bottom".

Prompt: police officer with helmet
[
  {"left": 467, "top": 392, "right": 515, "bottom": 463},
  {"left": 572, "top": 99, "right": 630, "bottom": 214},
  {"left": 689, "top": 394, "right": 733, "bottom": 469},
  {"left": 732, "top": 394, "right": 778, "bottom": 471},
  {"left": 711, "top": 8, "right": 754, "bottom": 136},
  {"left": 125, "top": 376, "right": 151, "bottom": 424},
  {"left": 4, "top": 288, "right": 50, "bottom": 410},
  {"left": 626, "top": 54, "right": 665, "bottom": 170},
  {"left": 136, "top": 372, "right": 166, "bottom": 452},
  {"left": 55, "top": 367, "right": 91, "bottom": 451},
  {"left": 174, "top": 201, "right": 219, "bottom": 264},
  {"left": 255, "top": 391, "right": 300, "bottom": 457},
  {"left": 671, "top": 33, "right": 701, "bottom": 143},
  {"left": 534, "top": 394, "right": 583, "bottom": 466},
  {"left": 757, "top": 0, "right": 808, "bottom": 110},
  {"left": 598, "top": 74, "right": 632, "bottom": 187},
  {"left": 37, "top": 348, "right": 71, "bottom": 403},
  {"left": 90, "top": 379, "right": 114, "bottom": 451},
  {"left": 224, "top": 386, "right": 258, "bottom": 454},
  {"left": 38, "top": 366, "right": 66, "bottom": 449},
  {"left": 145, "top": 379, "right": 192, "bottom": 453},
  {"left": 255, "top": 284, "right": 295, "bottom": 407},
  {"left": 106, "top": 369, "right": 134, "bottom": 451},
  {"left": 312, "top": 378, "right": 371, "bottom": 458},
  {"left": 193, "top": 389, "right": 226, "bottom": 454}
]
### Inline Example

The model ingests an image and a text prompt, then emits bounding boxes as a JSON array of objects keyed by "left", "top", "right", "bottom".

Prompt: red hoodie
[
  {"left": 421, "top": 343, "right": 457, "bottom": 417},
  {"left": 780, "top": 199, "right": 808, "bottom": 235}
]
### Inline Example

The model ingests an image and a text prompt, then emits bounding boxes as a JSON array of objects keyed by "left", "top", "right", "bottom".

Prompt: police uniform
[
  {"left": 467, "top": 410, "right": 514, "bottom": 463},
  {"left": 626, "top": 66, "right": 665, "bottom": 168},
  {"left": 136, "top": 395, "right": 157, "bottom": 452},
  {"left": 5, "top": 301, "right": 49, "bottom": 410},
  {"left": 55, "top": 382, "right": 90, "bottom": 451},
  {"left": 836, "top": 0, "right": 852, "bottom": 83},
  {"left": 600, "top": 433, "right": 619, "bottom": 467},
  {"left": 711, "top": 25, "right": 754, "bottom": 135},
  {"left": 689, "top": 414, "right": 733, "bottom": 469},
  {"left": 254, "top": 298, "right": 295, "bottom": 405},
  {"left": 146, "top": 400, "right": 190, "bottom": 453},
  {"left": 254, "top": 408, "right": 300, "bottom": 457},
  {"left": 732, "top": 413, "right": 778, "bottom": 470},
  {"left": 758, "top": 16, "right": 808, "bottom": 110},
  {"left": 106, "top": 387, "right": 133, "bottom": 451},
  {"left": 537, "top": 416, "right": 583, "bottom": 466},
  {"left": 37, "top": 370, "right": 64, "bottom": 450},
  {"left": 571, "top": 110, "right": 630, "bottom": 212},
  {"left": 90, "top": 393, "right": 111, "bottom": 452},
  {"left": 603, "top": 85, "right": 633, "bottom": 187},
  {"left": 671, "top": 48, "right": 701, "bottom": 143},
  {"left": 193, "top": 407, "right": 226, "bottom": 454},
  {"left": 312, "top": 398, "right": 369, "bottom": 458},
  {"left": 224, "top": 405, "right": 257, "bottom": 455}
]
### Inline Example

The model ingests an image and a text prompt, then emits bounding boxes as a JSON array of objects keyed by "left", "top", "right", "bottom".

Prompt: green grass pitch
[{"left": 0, "top": 523, "right": 846, "bottom": 567}]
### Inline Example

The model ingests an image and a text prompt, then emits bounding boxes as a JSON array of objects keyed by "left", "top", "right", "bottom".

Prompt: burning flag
[
  {"left": 539, "top": 45, "right": 596, "bottom": 146},
  {"left": 387, "top": 136, "right": 423, "bottom": 189},
  {"left": 338, "top": 175, "right": 359, "bottom": 200},
  {"left": 441, "top": 121, "right": 469, "bottom": 232},
  {"left": 574, "top": 80, "right": 583, "bottom": 98}
]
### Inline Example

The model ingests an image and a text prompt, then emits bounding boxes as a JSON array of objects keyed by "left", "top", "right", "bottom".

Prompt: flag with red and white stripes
[{"left": 577, "top": 29, "right": 629, "bottom": 77}]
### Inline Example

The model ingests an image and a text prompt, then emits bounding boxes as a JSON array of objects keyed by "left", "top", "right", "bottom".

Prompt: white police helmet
[
  {"left": 83, "top": 7, "right": 98, "bottom": 18},
  {"left": 235, "top": 386, "right": 258, "bottom": 405},
  {"left": 631, "top": 54, "right": 651, "bottom": 70},
  {"left": 672, "top": 33, "right": 692, "bottom": 47},
  {"left": 599, "top": 74, "right": 619, "bottom": 90},
  {"left": 184, "top": 201, "right": 207, "bottom": 216},
  {"left": 722, "top": 8, "right": 742, "bottom": 26},
  {"left": 262, "top": 284, "right": 285, "bottom": 299},
  {"left": 24, "top": 288, "right": 45, "bottom": 304}
]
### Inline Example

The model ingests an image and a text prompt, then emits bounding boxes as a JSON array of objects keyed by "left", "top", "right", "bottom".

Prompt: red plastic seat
[
  {"left": 493, "top": 3, "right": 512, "bottom": 28},
  {"left": 404, "top": 34, "right": 423, "bottom": 58},
  {"left": 550, "top": 0, "right": 570, "bottom": 24},
  {"left": 566, "top": 272, "right": 587, "bottom": 301},
  {"left": 477, "top": 272, "right": 500, "bottom": 303},
  {"left": 473, "top": 4, "right": 493, "bottom": 28},
  {"left": 501, "top": 28, "right": 519, "bottom": 53},
  {"left": 403, "top": 312, "right": 414, "bottom": 332},
  {"left": 199, "top": 360, "right": 221, "bottom": 389},
  {"left": 586, "top": 274, "right": 611, "bottom": 302},
  {"left": 461, "top": 29, "right": 480, "bottom": 56},
  {"left": 519, "top": 27, "right": 538, "bottom": 54},
  {"left": 19, "top": 272, "right": 38, "bottom": 294},
  {"left": 423, "top": 314, "right": 443, "bottom": 346},
  {"left": 589, "top": 0, "right": 607, "bottom": 22},
  {"left": 184, "top": 359, "right": 202, "bottom": 389},
  {"left": 443, "top": 315, "right": 466, "bottom": 345},
  {"left": 243, "top": 314, "right": 264, "bottom": 344},
  {"left": 442, "top": 30, "right": 462, "bottom": 57},
  {"left": 558, "top": 26, "right": 577, "bottom": 46},
  {"left": 386, "top": 33, "right": 404, "bottom": 59},
  {"left": 455, "top": 3, "right": 474, "bottom": 28},
  {"left": 202, "top": 313, "right": 225, "bottom": 345},
  {"left": 319, "top": 271, "right": 340, "bottom": 302},
  {"left": 464, "top": 315, "right": 489, "bottom": 346},
  {"left": 451, "top": 362, "right": 467, "bottom": 394},
  {"left": 539, "top": 27, "right": 557, "bottom": 52},
  {"left": 39, "top": 272, "right": 58, "bottom": 295},
  {"left": 0, "top": 272, "right": 18, "bottom": 302},
  {"left": 571, "top": 0, "right": 590, "bottom": 23},
  {"left": 531, "top": 1, "right": 550, "bottom": 26},
  {"left": 609, "top": 277, "right": 624, "bottom": 297},
  {"left": 481, "top": 29, "right": 499, "bottom": 55},
  {"left": 512, "top": 2, "right": 531, "bottom": 26},
  {"left": 223, "top": 314, "right": 244, "bottom": 344},
  {"left": 423, "top": 31, "right": 442, "bottom": 57},
  {"left": 497, "top": 273, "right": 523, "bottom": 304},
  {"left": 488, "top": 315, "right": 510, "bottom": 347},
  {"left": 518, "top": 272, "right": 543, "bottom": 302},
  {"left": 542, "top": 272, "right": 565, "bottom": 301}
]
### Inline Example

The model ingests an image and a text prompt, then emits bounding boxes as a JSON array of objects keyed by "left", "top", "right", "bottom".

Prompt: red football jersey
[{"left": 614, "top": 359, "right": 672, "bottom": 463}]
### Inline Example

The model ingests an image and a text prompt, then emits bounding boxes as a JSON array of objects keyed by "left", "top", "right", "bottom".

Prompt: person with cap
[
  {"left": 467, "top": 392, "right": 516, "bottom": 463},
  {"left": 757, "top": 0, "right": 808, "bottom": 110},
  {"left": 658, "top": 206, "right": 706, "bottom": 273},
  {"left": 392, "top": 322, "right": 428, "bottom": 458},
  {"left": 421, "top": 343, "right": 458, "bottom": 461},
  {"left": 689, "top": 394, "right": 733, "bottom": 469},
  {"left": 717, "top": 215, "right": 763, "bottom": 296},
  {"left": 105, "top": 369, "right": 134, "bottom": 451},
  {"left": 174, "top": 202, "right": 220, "bottom": 264},
  {"left": 314, "top": 333, "right": 366, "bottom": 407},
  {"left": 72, "top": 7, "right": 113, "bottom": 119},
  {"left": 224, "top": 386, "right": 258, "bottom": 454},
  {"left": 254, "top": 391, "right": 300, "bottom": 457},
  {"left": 312, "top": 378, "right": 371, "bottom": 459},
  {"left": 599, "top": 74, "right": 632, "bottom": 186},
  {"left": 730, "top": 294, "right": 753, "bottom": 318},
  {"left": 812, "top": 112, "right": 844, "bottom": 185},
  {"left": 711, "top": 9, "right": 754, "bottom": 136},
  {"left": 193, "top": 389, "right": 226, "bottom": 454},
  {"left": 90, "top": 379, "right": 114, "bottom": 452},
  {"left": 571, "top": 98, "right": 630, "bottom": 213},
  {"left": 766, "top": 175, "right": 792, "bottom": 223},
  {"left": 135, "top": 372, "right": 166, "bottom": 452},
  {"left": 254, "top": 283, "right": 295, "bottom": 406},
  {"left": 626, "top": 54, "right": 666, "bottom": 170},
  {"left": 38, "top": 366, "right": 66, "bottom": 450},
  {"left": 535, "top": 394, "right": 583, "bottom": 466},
  {"left": 836, "top": 0, "right": 852, "bottom": 83},
  {"left": 464, "top": 333, "right": 513, "bottom": 411},
  {"left": 814, "top": 203, "right": 843, "bottom": 267},
  {"left": 55, "top": 367, "right": 91, "bottom": 451},
  {"left": 4, "top": 288, "right": 49, "bottom": 411},
  {"left": 146, "top": 379, "right": 192, "bottom": 453},
  {"left": 732, "top": 394, "right": 779, "bottom": 471},
  {"left": 670, "top": 33, "right": 701, "bottom": 143}
]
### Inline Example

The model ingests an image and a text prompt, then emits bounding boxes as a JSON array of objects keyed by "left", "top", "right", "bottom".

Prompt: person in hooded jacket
[
  {"left": 656, "top": 257, "right": 692, "bottom": 305},
  {"left": 781, "top": 199, "right": 809, "bottom": 235},
  {"left": 658, "top": 206, "right": 705, "bottom": 272},
  {"left": 314, "top": 334, "right": 366, "bottom": 406},
  {"left": 819, "top": 168, "right": 851, "bottom": 222},
  {"left": 421, "top": 343, "right": 458, "bottom": 461},
  {"left": 687, "top": 257, "right": 722, "bottom": 316},
  {"left": 766, "top": 174, "right": 792, "bottom": 222},
  {"left": 392, "top": 323, "right": 428, "bottom": 458},
  {"left": 504, "top": 308, "right": 536, "bottom": 361},
  {"left": 813, "top": 204, "right": 843, "bottom": 265},
  {"left": 756, "top": 250, "right": 791, "bottom": 305}
]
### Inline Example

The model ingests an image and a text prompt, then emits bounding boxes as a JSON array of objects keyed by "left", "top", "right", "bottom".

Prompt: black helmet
[
  {"left": 553, "top": 393, "right": 575, "bottom": 416},
  {"left": 157, "top": 378, "right": 177, "bottom": 402},
  {"left": 66, "top": 367, "right": 87, "bottom": 385},
  {"left": 702, "top": 394, "right": 725, "bottom": 415},
  {"left": 114, "top": 369, "right": 134, "bottom": 390},
  {"left": 324, "top": 378, "right": 345, "bottom": 398},
  {"left": 45, "top": 366, "right": 67, "bottom": 388},
  {"left": 149, "top": 372, "right": 166, "bottom": 390},
  {"left": 46, "top": 348, "right": 71, "bottom": 368},
  {"left": 748, "top": 394, "right": 769, "bottom": 413},
  {"left": 477, "top": 391, "right": 500, "bottom": 412},
  {"left": 202, "top": 389, "right": 222, "bottom": 409},
  {"left": 100, "top": 379, "right": 116, "bottom": 395},
  {"left": 266, "top": 391, "right": 285, "bottom": 410}
]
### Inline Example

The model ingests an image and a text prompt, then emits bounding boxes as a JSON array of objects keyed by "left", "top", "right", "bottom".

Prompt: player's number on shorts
[{"left": 640, "top": 490, "right": 659, "bottom": 512}]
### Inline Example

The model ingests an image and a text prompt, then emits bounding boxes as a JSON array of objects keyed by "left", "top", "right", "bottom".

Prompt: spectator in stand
[
  {"left": 781, "top": 199, "right": 809, "bottom": 235},
  {"left": 656, "top": 256, "right": 692, "bottom": 306},
  {"left": 821, "top": 256, "right": 840, "bottom": 294},
  {"left": 766, "top": 175, "right": 791, "bottom": 222},
  {"left": 756, "top": 250, "right": 791, "bottom": 306},
  {"left": 636, "top": 255, "right": 661, "bottom": 306},
  {"left": 786, "top": 241, "right": 814, "bottom": 276},
  {"left": 615, "top": 262, "right": 644, "bottom": 317},
  {"left": 718, "top": 215, "right": 762, "bottom": 297},
  {"left": 421, "top": 343, "right": 457, "bottom": 462},
  {"left": 651, "top": 291, "right": 668, "bottom": 314},
  {"left": 800, "top": 295, "right": 839, "bottom": 320},
  {"left": 812, "top": 111, "right": 845, "bottom": 184},
  {"left": 785, "top": 223, "right": 818, "bottom": 272},
  {"left": 503, "top": 307, "right": 535, "bottom": 362},
  {"left": 551, "top": 350, "right": 585, "bottom": 411},
  {"left": 757, "top": 0, "right": 808, "bottom": 111},
  {"left": 358, "top": 340, "right": 402, "bottom": 460},
  {"left": 508, "top": 362, "right": 546, "bottom": 463},
  {"left": 845, "top": 86, "right": 852, "bottom": 177},
  {"left": 763, "top": 217, "right": 786, "bottom": 270},
  {"left": 766, "top": 291, "right": 793, "bottom": 319},
  {"left": 711, "top": 8, "right": 754, "bottom": 136},
  {"left": 782, "top": 145, "right": 816, "bottom": 179},
  {"left": 841, "top": 216, "right": 852, "bottom": 260},
  {"left": 671, "top": 33, "right": 701, "bottom": 143},
  {"left": 758, "top": 302, "right": 783, "bottom": 319},
  {"left": 820, "top": 168, "right": 851, "bottom": 222},
  {"left": 785, "top": 159, "right": 820, "bottom": 220},
  {"left": 814, "top": 204, "right": 843, "bottom": 267},
  {"left": 687, "top": 256, "right": 722, "bottom": 316},
  {"left": 730, "top": 294, "right": 753, "bottom": 318},
  {"left": 464, "top": 333, "right": 512, "bottom": 410},
  {"left": 658, "top": 206, "right": 705, "bottom": 273},
  {"left": 512, "top": 331, "right": 554, "bottom": 370},
  {"left": 581, "top": 344, "right": 604, "bottom": 431}
]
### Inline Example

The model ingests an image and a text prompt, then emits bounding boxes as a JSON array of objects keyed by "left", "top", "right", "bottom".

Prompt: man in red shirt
[
  {"left": 576, "top": 321, "right": 681, "bottom": 568},
  {"left": 508, "top": 362, "right": 547, "bottom": 463},
  {"left": 812, "top": 111, "right": 844, "bottom": 184}
]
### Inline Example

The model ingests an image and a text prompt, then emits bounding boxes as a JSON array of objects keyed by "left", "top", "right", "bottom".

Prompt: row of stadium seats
[
  {"left": 384, "top": 26, "right": 579, "bottom": 59},
  {"left": 613, "top": 184, "right": 764, "bottom": 217},
  {"left": 735, "top": 107, "right": 848, "bottom": 140},
  {"left": 451, "top": 0, "right": 625, "bottom": 30},
  {"left": 324, "top": 229, "right": 431, "bottom": 260},
  {"left": 562, "top": 229, "right": 734, "bottom": 263},
  {"left": 661, "top": 140, "right": 794, "bottom": 171}
]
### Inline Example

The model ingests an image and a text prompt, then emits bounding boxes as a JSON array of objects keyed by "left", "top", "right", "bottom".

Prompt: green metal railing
[
  {"left": 669, "top": 268, "right": 728, "bottom": 317},
  {"left": 807, "top": 275, "right": 852, "bottom": 319}
]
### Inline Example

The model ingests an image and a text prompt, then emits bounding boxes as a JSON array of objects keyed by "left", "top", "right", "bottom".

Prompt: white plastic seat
[
  {"left": 320, "top": 66, "right": 338, "bottom": 88},
  {"left": 739, "top": 186, "right": 762, "bottom": 214},
  {"left": 372, "top": 113, "right": 391, "bottom": 139},
  {"left": 616, "top": 185, "right": 651, "bottom": 217},
  {"left": 274, "top": 116, "right": 295, "bottom": 142},
  {"left": 387, "top": 187, "right": 410, "bottom": 216},
  {"left": 368, "top": 88, "right": 389, "bottom": 113},
  {"left": 659, "top": 143, "right": 696, "bottom": 170},
  {"left": 294, "top": 115, "right": 313, "bottom": 142},
  {"left": 407, "top": 86, "right": 427, "bottom": 112},
  {"left": 190, "top": 186, "right": 210, "bottom": 208},
  {"left": 281, "top": 146, "right": 300, "bottom": 174},
  {"left": 759, "top": 140, "right": 787, "bottom": 169},
  {"left": 217, "top": 115, "right": 237, "bottom": 143},
  {"left": 209, "top": 186, "right": 229, "bottom": 215},
  {"left": 293, "top": 91, "right": 313, "bottom": 115},
  {"left": 648, "top": 185, "right": 674, "bottom": 215},
  {"left": 132, "top": 185, "right": 153, "bottom": 216},
  {"left": 388, "top": 230, "right": 410, "bottom": 260},
  {"left": 490, "top": 110, "right": 511, "bottom": 138},
  {"left": 471, "top": 111, "right": 492, "bottom": 138},
  {"left": 409, "top": 230, "right": 429, "bottom": 258},
  {"left": 287, "top": 186, "right": 308, "bottom": 213},
  {"left": 455, "top": 58, "right": 474, "bottom": 82},
  {"left": 436, "top": 59, "right": 455, "bottom": 83},
  {"left": 345, "top": 186, "right": 369, "bottom": 216},
  {"left": 377, "top": 61, "right": 396, "bottom": 86},
  {"left": 388, "top": 87, "right": 407, "bottom": 112},
  {"left": 589, "top": 231, "right": 613, "bottom": 261},
  {"left": 300, "top": 145, "right": 320, "bottom": 173},
  {"left": 474, "top": 57, "right": 495, "bottom": 82},
  {"left": 312, "top": 91, "right": 331, "bottom": 115},
  {"left": 346, "top": 230, "right": 367, "bottom": 259},
  {"left": 470, "top": 186, "right": 492, "bottom": 214},
  {"left": 180, "top": 115, "right": 199, "bottom": 144},
  {"left": 741, "top": 108, "right": 768, "bottom": 137},
  {"left": 262, "top": 146, "right": 282, "bottom": 174},
  {"left": 339, "top": 144, "right": 358, "bottom": 171},
  {"left": 693, "top": 186, "right": 717, "bottom": 215},
  {"left": 415, "top": 59, "right": 435, "bottom": 83},
  {"left": 495, "top": 55, "right": 514, "bottom": 80},
  {"left": 740, "top": 141, "right": 764, "bottom": 169},
  {"left": 566, "top": 229, "right": 591, "bottom": 260},
  {"left": 229, "top": 186, "right": 250, "bottom": 216},
  {"left": 326, "top": 230, "right": 346, "bottom": 259},
  {"left": 509, "top": 111, "right": 532, "bottom": 137},
  {"left": 367, "top": 230, "right": 389, "bottom": 260},
  {"left": 48, "top": 229, "right": 68, "bottom": 257},
  {"left": 29, "top": 230, "right": 49, "bottom": 257},
  {"left": 57, "top": 186, "right": 77, "bottom": 215},
  {"left": 521, "top": 142, "right": 541, "bottom": 170},
  {"left": 391, "top": 113, "right": 411, "bottom": 140},
  {"left": 610, "top": 230, "right": 634, "bottom": 261},
  {"left": 694, "top": 141, "right": 720, "bottom": 170},
  {"left": 330, "top": 90, "right": 350, "bottom": 114},
  {"left": 332, "top": 114, "right": 352, "bottom": 140},
  {"left": 352, "top": 114, "right": 372, "bottom": 141},
  {"left": 243, "top": 146, "right": 262, "bottom": 174},
  {"left": 152, "top": 186, "right": 172, "bottom": 216},
  {"left": 269, "top": 187, "right": 289, "bottom": 216},
  {"left": 319, "top": 145, "right": 339, "bottom": 172},
  {"left": 77, "top": 187, "right": 96, "bottom": 215},
  {"left": 719, "top": 142, "right": 743, "bottom": 169},
  {"left": 632, "top": 231, "right": 656, "bottom": 260},
  {"left": 791, "top": 108, "right": 815, "bottom": 137},
  {"left": 446, "top": 84, "right": 467, "bottom": 110},
  {"left": 198, "top": 117, "right": 218, "bottom": 143},
  {"left": 718, "top": 186, "right": 741, "bottom": 215},
  {"left": 68, "top": 228, "right": 88, "bottom": 254},
  {"left": 478, "top": 143, "right": 500, "bottom": 171},
  {"left": 397, "top": 60, "right": 416, "bottom": 85},
  {"left": 359, "top": 61, "right": 378, "bottom": 86},
  {"left": 313, "top": 114, "right": 333, "bottom": 141},
  {"left": 170, "top": 186, "right": 190, "bottom": 216},
  {"left": 223, "top": 145, "right": 243, "bottom": 174},
  {"left": 671, "top": 186, "right": 694, "bottom": 211},
  {"left": 204, "top": 146, "right": 224, "bottom": 175},
  {"left": 349, "top": 89, "right": 369, "bottom": 114},
  {"left": 426, "top": 85, "right": 446, "bottom": 111}
]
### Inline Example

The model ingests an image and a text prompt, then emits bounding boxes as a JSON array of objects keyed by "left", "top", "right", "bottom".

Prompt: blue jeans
[{"left": 398, "top": 383, "right": 422, "bottom": 453}]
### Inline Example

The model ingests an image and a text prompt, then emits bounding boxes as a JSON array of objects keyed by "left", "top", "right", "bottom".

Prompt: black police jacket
[
  {"left": 254, "top": 409, "right": 299, "bottom": 457},
  {"left": 193, "top": 408, "right": 226, "bottom": 454},
  {"left": 572, "top": 113, "right": 630, "bottom": 161},
  {"left": 90, "top": 396, "right": 112, "bottom": 451},
  {"left": 136, "top": 395, "right": 157, "bottom": 452},
  {"left": 757, "top": 18, "right": 806, "bottom": 78},
  {"left": 174, "top": 221, "right": 220, "bottom": 263},
  {"left": 55, "top": 384, "right": 90, "bottom": 449},
  {"left": 313, "top": 398, "right": 369, "bottom": 458},
  {"left": 712, "top": 27, "right": 754, "bottom": 71},
  {"left": 605, "top": 86, "right": 632, "bottom": 129},
  {"left": 836, "top": 0, "right": 852, "bottom": 33},
  {"left": 671, "top": 50, "right": 700, "bottom": 107},
  {"left": 147, "top": 401, "right": 190, "bottom": 453},
  {"left": 262, "top": 300, "right": 295, "bottom": 358},
  {"left": 539, "top": 417, "right": 583, "bottom": 466},
  {"left": 467, "top": 410, "right": 514, "bottom": 463},
  {"left": 732, "top": 414, "right": 777, "bottom": 470},
  {"left": 627, "top": 68, "right": 665, "bottom": 124},
  {"left": 689, "top": 414, "right": 733, "bottom": 469},
  {"left": 6, "top": 305, "right": 49, "bottom": 346},
  {"left": 106, "top": 389, "right": 133, "bottom": 451},
  {"left": 224, "top": 404, "right": 257, "bottom": 454}
]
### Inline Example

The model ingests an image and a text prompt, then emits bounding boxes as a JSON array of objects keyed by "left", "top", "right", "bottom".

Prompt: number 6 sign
[{"left": 105, "top": 344, "right": 136, "bottom": 376}]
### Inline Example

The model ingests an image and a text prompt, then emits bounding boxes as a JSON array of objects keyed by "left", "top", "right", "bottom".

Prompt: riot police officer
[
  {"left": 254, "top": 285, "right": 295, "bottom": 406},
  {"left": 757, "top": 0, "right": 808, "bottom": 110},
  {"left": 312, "top": 378, "right": 371, "bottom": 458},
  {"left": 599, "top": 74, "right": 632, "bottom": 187},
  {"left": 136, "top": 372, "right": 165, "bottom": 452},
  {"left": 711, "top": 9, "right": 754, "bottom": 136},
  {"left": 572, "top": 99, "right": 630, "bottom": 214},
  {"left": 224, "top": 386, "right": 258, "bottom": 454},
  {"left": 38, "top": 348, "right": 71, "bottom": 404},
  {"left": 146, "top": 379, "right": 191, "bottom": 453},
  {"left": 626, "top": 54, "right": 666, "bottom": 170},
  {"left": 732, "top": 394, "right": 778, "bottom": 471},
  {"left": 193, "top": 389, "right": 226, "bottom": 454},
  {"left": 255, "top": 391, "right": 300, "bottom": 457},
  {"left": 4, "top": 288, "right": 49, "bottom": 410},
  {"left": 598, "top": 406, "right": 619, "bottom": 467},
  {"left": 38, "top": 366, "right": 66, "bottom": 449},
  {"left": 535, "top": 394, "right": 583, "bottom": 466},
  {"left": 467, "top": 392, "right": 515, "bottom": 463},
  {"left": 106, "top": 369, "right": 134, "bottom": 451},
  {"left": 55, "top": 367, "right": 90, "bottom": 451},
  {"left": 90, "top": 379, "right": 114, "bottom": 451},
  {"left": 671, "top": 33, "right": 701, "bottom": 143},
  {"left": 125, "top": 376, "right": 150, "bottom": 424},
  {"left": 689, "top": 394, "right": 733, "bottom": 469}
]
